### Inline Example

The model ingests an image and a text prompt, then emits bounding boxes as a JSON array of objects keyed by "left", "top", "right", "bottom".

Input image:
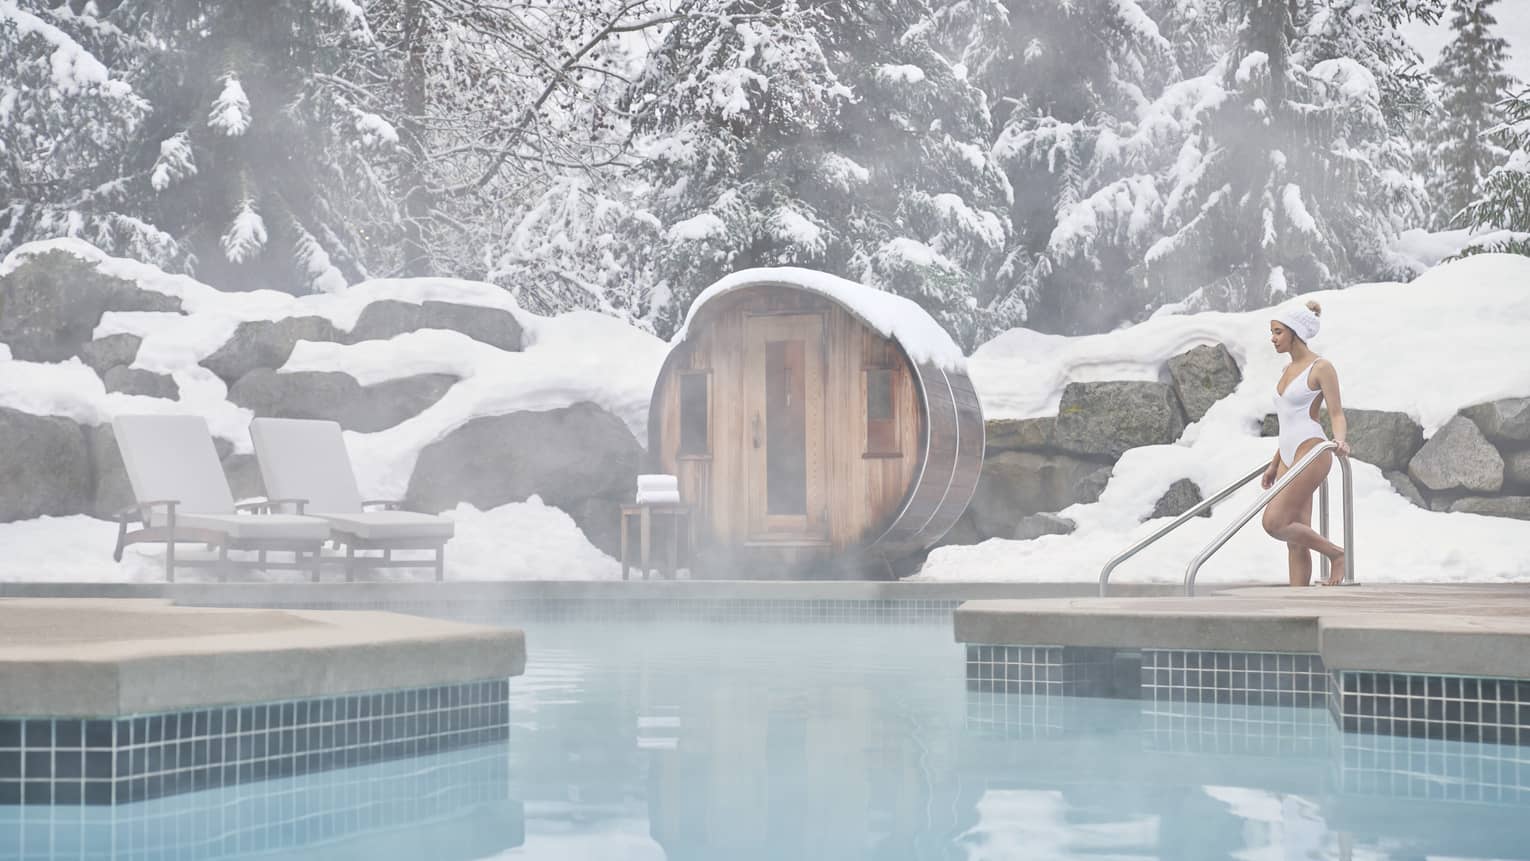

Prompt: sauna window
[
  {"left": 865, "top": 368, "right": 899, "bottom": 456},
  {"left": 678, "top": 372, "right": 710, "bottom": 456}
]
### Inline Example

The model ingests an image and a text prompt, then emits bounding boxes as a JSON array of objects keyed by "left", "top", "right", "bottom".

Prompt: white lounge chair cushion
[
  {"left": 249, "top": 417, "right": 366, "bottom": 513},
  {"left": 113, "top": 414, "right": 236, "bottom": 520},
  {"left": 177, "top": 513, "right": 331, "bottom": 541},
  {"left": 315, "top": 511, "right": 455, "bottom": 540}
]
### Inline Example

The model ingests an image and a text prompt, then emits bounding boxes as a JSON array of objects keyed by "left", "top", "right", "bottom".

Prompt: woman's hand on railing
[{"left": 1334, "top": 439, "right": 1351, "bottom": 458}]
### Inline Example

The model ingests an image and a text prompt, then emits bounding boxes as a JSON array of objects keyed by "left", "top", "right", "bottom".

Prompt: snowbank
[
  {"left": 0, "top": 500, "right": 620, "bottom": 583},
  {"left": 0, "top": 239, "right": 665, "bottom": 581},
  {"left": 925, "top": 253, "right": 1530, "bottom": 586}
]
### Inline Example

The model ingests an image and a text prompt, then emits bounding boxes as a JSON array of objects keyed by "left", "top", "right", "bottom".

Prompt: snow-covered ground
[
  {"left": 932, "top": 252, "right": 1530, "bottom": 586},
  {"left": 0, "top": 239, "right": 664, "bottom": 582},
  {"left": 2, "top": 241, "right": 1529, "bottom": 584}
]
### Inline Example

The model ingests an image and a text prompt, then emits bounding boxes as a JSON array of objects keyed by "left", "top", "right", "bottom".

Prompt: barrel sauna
[{"left": 647, "top": 270, "right": 984, "bottom": 578}]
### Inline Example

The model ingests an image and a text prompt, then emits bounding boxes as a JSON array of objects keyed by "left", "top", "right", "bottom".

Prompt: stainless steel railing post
[
  {"left": 1099, "top": 464, "right": 1266, "bottom": 596},
  {"left": 1184, "top": 441, "right": 1352, "bottom": 596},
  {"left": 1318, "top": 475, "right": 1330, "bottom": 584}
]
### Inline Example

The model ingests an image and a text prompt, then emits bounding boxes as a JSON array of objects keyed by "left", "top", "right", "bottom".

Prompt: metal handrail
[
  {"left": 1184, "top": 441, "right": 1354, "bottom": 596},
  {"left": 1099, "top": 464, "right": 1266, "bottom": 596},
  {"left": 1098, "top": 441, "right": 1354, "bottom": 596}
]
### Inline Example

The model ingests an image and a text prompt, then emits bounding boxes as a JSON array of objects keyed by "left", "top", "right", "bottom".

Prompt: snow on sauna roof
[{"left": 672, "top": 267, "right": 968, "bottom": 372}]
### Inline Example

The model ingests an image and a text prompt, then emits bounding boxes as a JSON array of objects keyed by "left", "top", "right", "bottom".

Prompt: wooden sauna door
[{"left": 743, "top": 314, "right": 827, "bottom": 543}]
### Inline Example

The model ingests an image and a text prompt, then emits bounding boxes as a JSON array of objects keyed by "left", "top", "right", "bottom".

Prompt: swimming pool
[{"left": 5, "top": 620, "right": 1528, "bottom": 859}]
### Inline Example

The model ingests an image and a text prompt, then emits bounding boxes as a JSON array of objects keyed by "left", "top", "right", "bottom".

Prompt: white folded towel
[
  {"left": 637, "top": 474, "right": 679, "bottom": 491},
  {"left": 636, "top": 490, "right": 682, "bottom": 505}
]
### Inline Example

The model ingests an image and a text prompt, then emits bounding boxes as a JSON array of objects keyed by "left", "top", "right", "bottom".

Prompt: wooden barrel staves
[{"left": 647, "top": 269, "right": 985, "bottom": 577}]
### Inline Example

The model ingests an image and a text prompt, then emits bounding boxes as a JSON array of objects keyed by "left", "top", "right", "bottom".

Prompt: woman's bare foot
[{"left": 1323, "top": 552, "right": 1346, "bottom": 586}]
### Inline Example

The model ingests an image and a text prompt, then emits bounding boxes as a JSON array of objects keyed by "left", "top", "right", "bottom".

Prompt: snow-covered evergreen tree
[
  {"left": 974, "top": 0, "right": 1216, "bottom": 333},
  {"left": 626, "top": 0, "right": 1011, "bottom": 347},
  {"left": 104, "top": 0, "right": 384, "bottom": 293},
  {"left": 0, "top": 1, "right": 169, "bottom": 265},
  {"left": 1460, "top": 86, "right": 1530, "bottom": 239},
  {"left": 1139, "top": 0, "right": 1439, "bottom": 315},
  {"left": 1427, "top": 0, "right": 1515, "bottom": 228}
]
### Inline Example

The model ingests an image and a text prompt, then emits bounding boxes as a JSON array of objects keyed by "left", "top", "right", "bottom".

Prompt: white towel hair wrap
[{"left": 1273, "top": 303, "right": 1321, "bottom": 342}]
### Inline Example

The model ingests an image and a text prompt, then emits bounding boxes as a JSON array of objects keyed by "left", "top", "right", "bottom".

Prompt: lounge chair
[
  {"left": 249, "top": 418, "right": 454, "bottom": 581},
  {"left": 112, "top": 414, "right": 330, "bottom": 581}
]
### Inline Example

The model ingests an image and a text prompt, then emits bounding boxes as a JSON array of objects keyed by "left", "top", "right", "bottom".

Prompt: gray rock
[
  {"left": 229, "top": 369, "right": 457, "bottom": 432},
  {"left": 0, "top": 250, "right": 180, "bottom": 362},
  {"left": 1335, "top": 409, "right": 1424, "bottom": 472},
  {"left": 0, "top": 407, "right": 92, "bottom": 522},
  {"left": 201, "top": 317, "right": 343, "bottom": 384},
  {"left": 1461, "top": 398, "right": 1530, "bottom": 445},
  {"left": 1262, "top": 408, "right": 1422, "bottom": 472},
  {"left": 102, "top": 366, "right": 180, "bottom": 400},
  {"left": 223, "top": 453, "right": 266, "bottom": 502},
  {"left": 1505, "top": 449, "right": 1530, "bottom": 490},
  {"left": 932, "top": 512, "right": 981, "bottom": 548},
  {"left": 1384, "top": 471, "right": 1428, "bottom": 510},
  {"left": 85, "top": 424, "right": 134, "bottom": 520},
  {"left": 985, "top": 417, "right": 1055, "bottom": 453},
  {"left": 76, "top": 334, "right": 142, "bottom": 376},
  {"left": 1053, "top": 381, "right": 1187, "bottom": 460},
  {"left": 349, "top": 300, "right": 524, "bottom": 352},
  {"left": 1013, "top": 513, "right": 1077, "bottom": 541},
  {"left": 1167, "top": 344, "right": 1241, "bottom": 423},
  {"left": 1151, "top": 478, "right": 1210, "bottom": 519},
  {"left": 1072, "top": 465, "right": 1113, "bottom": 506},
  {"left": 967, "top": 451, "right": 1104, "bottom": 539},
  {"left": 404, "top": 402, "right": 643, "bottom": 557},
  {"left": 1449, "top": 496, "right": 1530, "bottom": 520},
  {"left": 1408, "top": 416, "right": 1505, "bottom": 494}
]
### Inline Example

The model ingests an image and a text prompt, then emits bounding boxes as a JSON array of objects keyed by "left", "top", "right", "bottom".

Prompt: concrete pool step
[
  {"left": 954, "top": 584, "right": 1530, "bottom": 680},
  {"left": 0, "top": 598, "right": 525, "bottom": 716}
]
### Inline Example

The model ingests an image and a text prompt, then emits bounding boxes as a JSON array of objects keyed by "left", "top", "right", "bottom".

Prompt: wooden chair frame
[{"left": 113, "top": 498, "right": 324, "bottom": 582}]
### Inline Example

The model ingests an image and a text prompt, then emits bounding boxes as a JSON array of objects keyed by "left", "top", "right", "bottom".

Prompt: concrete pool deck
[
  {"left": 0, "top": 598, "right": 525, "bottom": 716},
  {"left": 956, "top": 584, "right": 1530, "bottom": 679}
]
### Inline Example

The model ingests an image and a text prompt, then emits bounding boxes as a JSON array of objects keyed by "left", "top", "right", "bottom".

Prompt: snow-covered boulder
[
  {"left": 1167, "top": 344, "right": 1241, "bottom": 423},
  {"left": 102, "top": 367, "right": 179, "bottom": 400},
  {"left": 985, "top": 417, "right": 1055, "bottom": 452},
  {"left": 1053, "top": 381, "right": 1187, "bottom": 460},
  {"left": 228, "top": 369, "right": 457, "bottom": 433},
  {"left": 76, "top": 334, "right": 142, "bottom": 376},
  {"left": 1450, "top": 497, "right": 1530, "bottom": 521},
  {"left": 201, "top": 316, "right": 344, "bottom": 384},
  {"left": 84, "top": 424, "right": 134, "bottom": 520},
  {"left": 1505, "top": 451, "right": 1530, "bottom": 491},
  {"left": 404, "top": 402, "right": 643, "bottom": 557},
  {"left": 350, "top": 300, "right": 523, "bottom": 353},
  {"left": 1151, "top": 479, "right": 1209, "bottom": 519},
  {"left": 1408, "top": 416, "right": 1505, "bottom": 494},
  {"left": 967, "top": 451, "right": 1103, "bottom": 538},
  {"left": 0, "top": 408, "right": 91, "bottom": 521},
  {"left": 0, "top": 250, "right": 180, "bottom": 362},
  {"left": 1386, "top": 472, "right": 1428, "bottom": 510},
  {"left": 1339, "top": 409, "right": 1424, "bottom": 472},
  {"left": 1462, "top": 397, "right": 1530, "bottom": 446}
]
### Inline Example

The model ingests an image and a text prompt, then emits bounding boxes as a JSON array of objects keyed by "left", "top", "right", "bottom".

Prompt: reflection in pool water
[{"left": 4, "top": 621, "right": 1528, "bottom": 859}]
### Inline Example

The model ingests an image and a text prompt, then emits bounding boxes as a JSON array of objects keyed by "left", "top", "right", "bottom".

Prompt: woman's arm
[{"left": 1317, "top": 360, "right": 1351, "bottom": 457}]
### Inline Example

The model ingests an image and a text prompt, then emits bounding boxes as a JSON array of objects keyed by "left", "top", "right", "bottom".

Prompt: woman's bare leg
[
  {"left": 1287, "top": 490, "right": 1313, "bottom": 587},
  {"left": 1262, "top": 442, "right": 1343, "bottom": 585}
]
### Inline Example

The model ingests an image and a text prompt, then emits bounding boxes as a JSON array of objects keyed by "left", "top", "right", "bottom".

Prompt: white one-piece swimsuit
[{"left": 1275, "top": 361, "right": 1326, "bottom": 467}]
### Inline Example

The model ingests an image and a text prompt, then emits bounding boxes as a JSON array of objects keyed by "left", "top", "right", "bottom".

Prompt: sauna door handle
[{"left": 751, "top": 414, "right": 761, "bottom": 448}]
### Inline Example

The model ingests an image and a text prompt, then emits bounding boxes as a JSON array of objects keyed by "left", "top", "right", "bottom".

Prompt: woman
[{"left": 1260, "top": 300, "right": 1351, "bottom": 587}]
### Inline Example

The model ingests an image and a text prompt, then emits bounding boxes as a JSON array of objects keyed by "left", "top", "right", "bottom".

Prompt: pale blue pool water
[{"left": 5, "top": 621, "right": 1530, "bottom": 860}]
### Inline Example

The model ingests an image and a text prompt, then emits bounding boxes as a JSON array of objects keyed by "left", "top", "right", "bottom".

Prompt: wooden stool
[{"left": 620, "top": 503, "right": 691, "bottom": 580}]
